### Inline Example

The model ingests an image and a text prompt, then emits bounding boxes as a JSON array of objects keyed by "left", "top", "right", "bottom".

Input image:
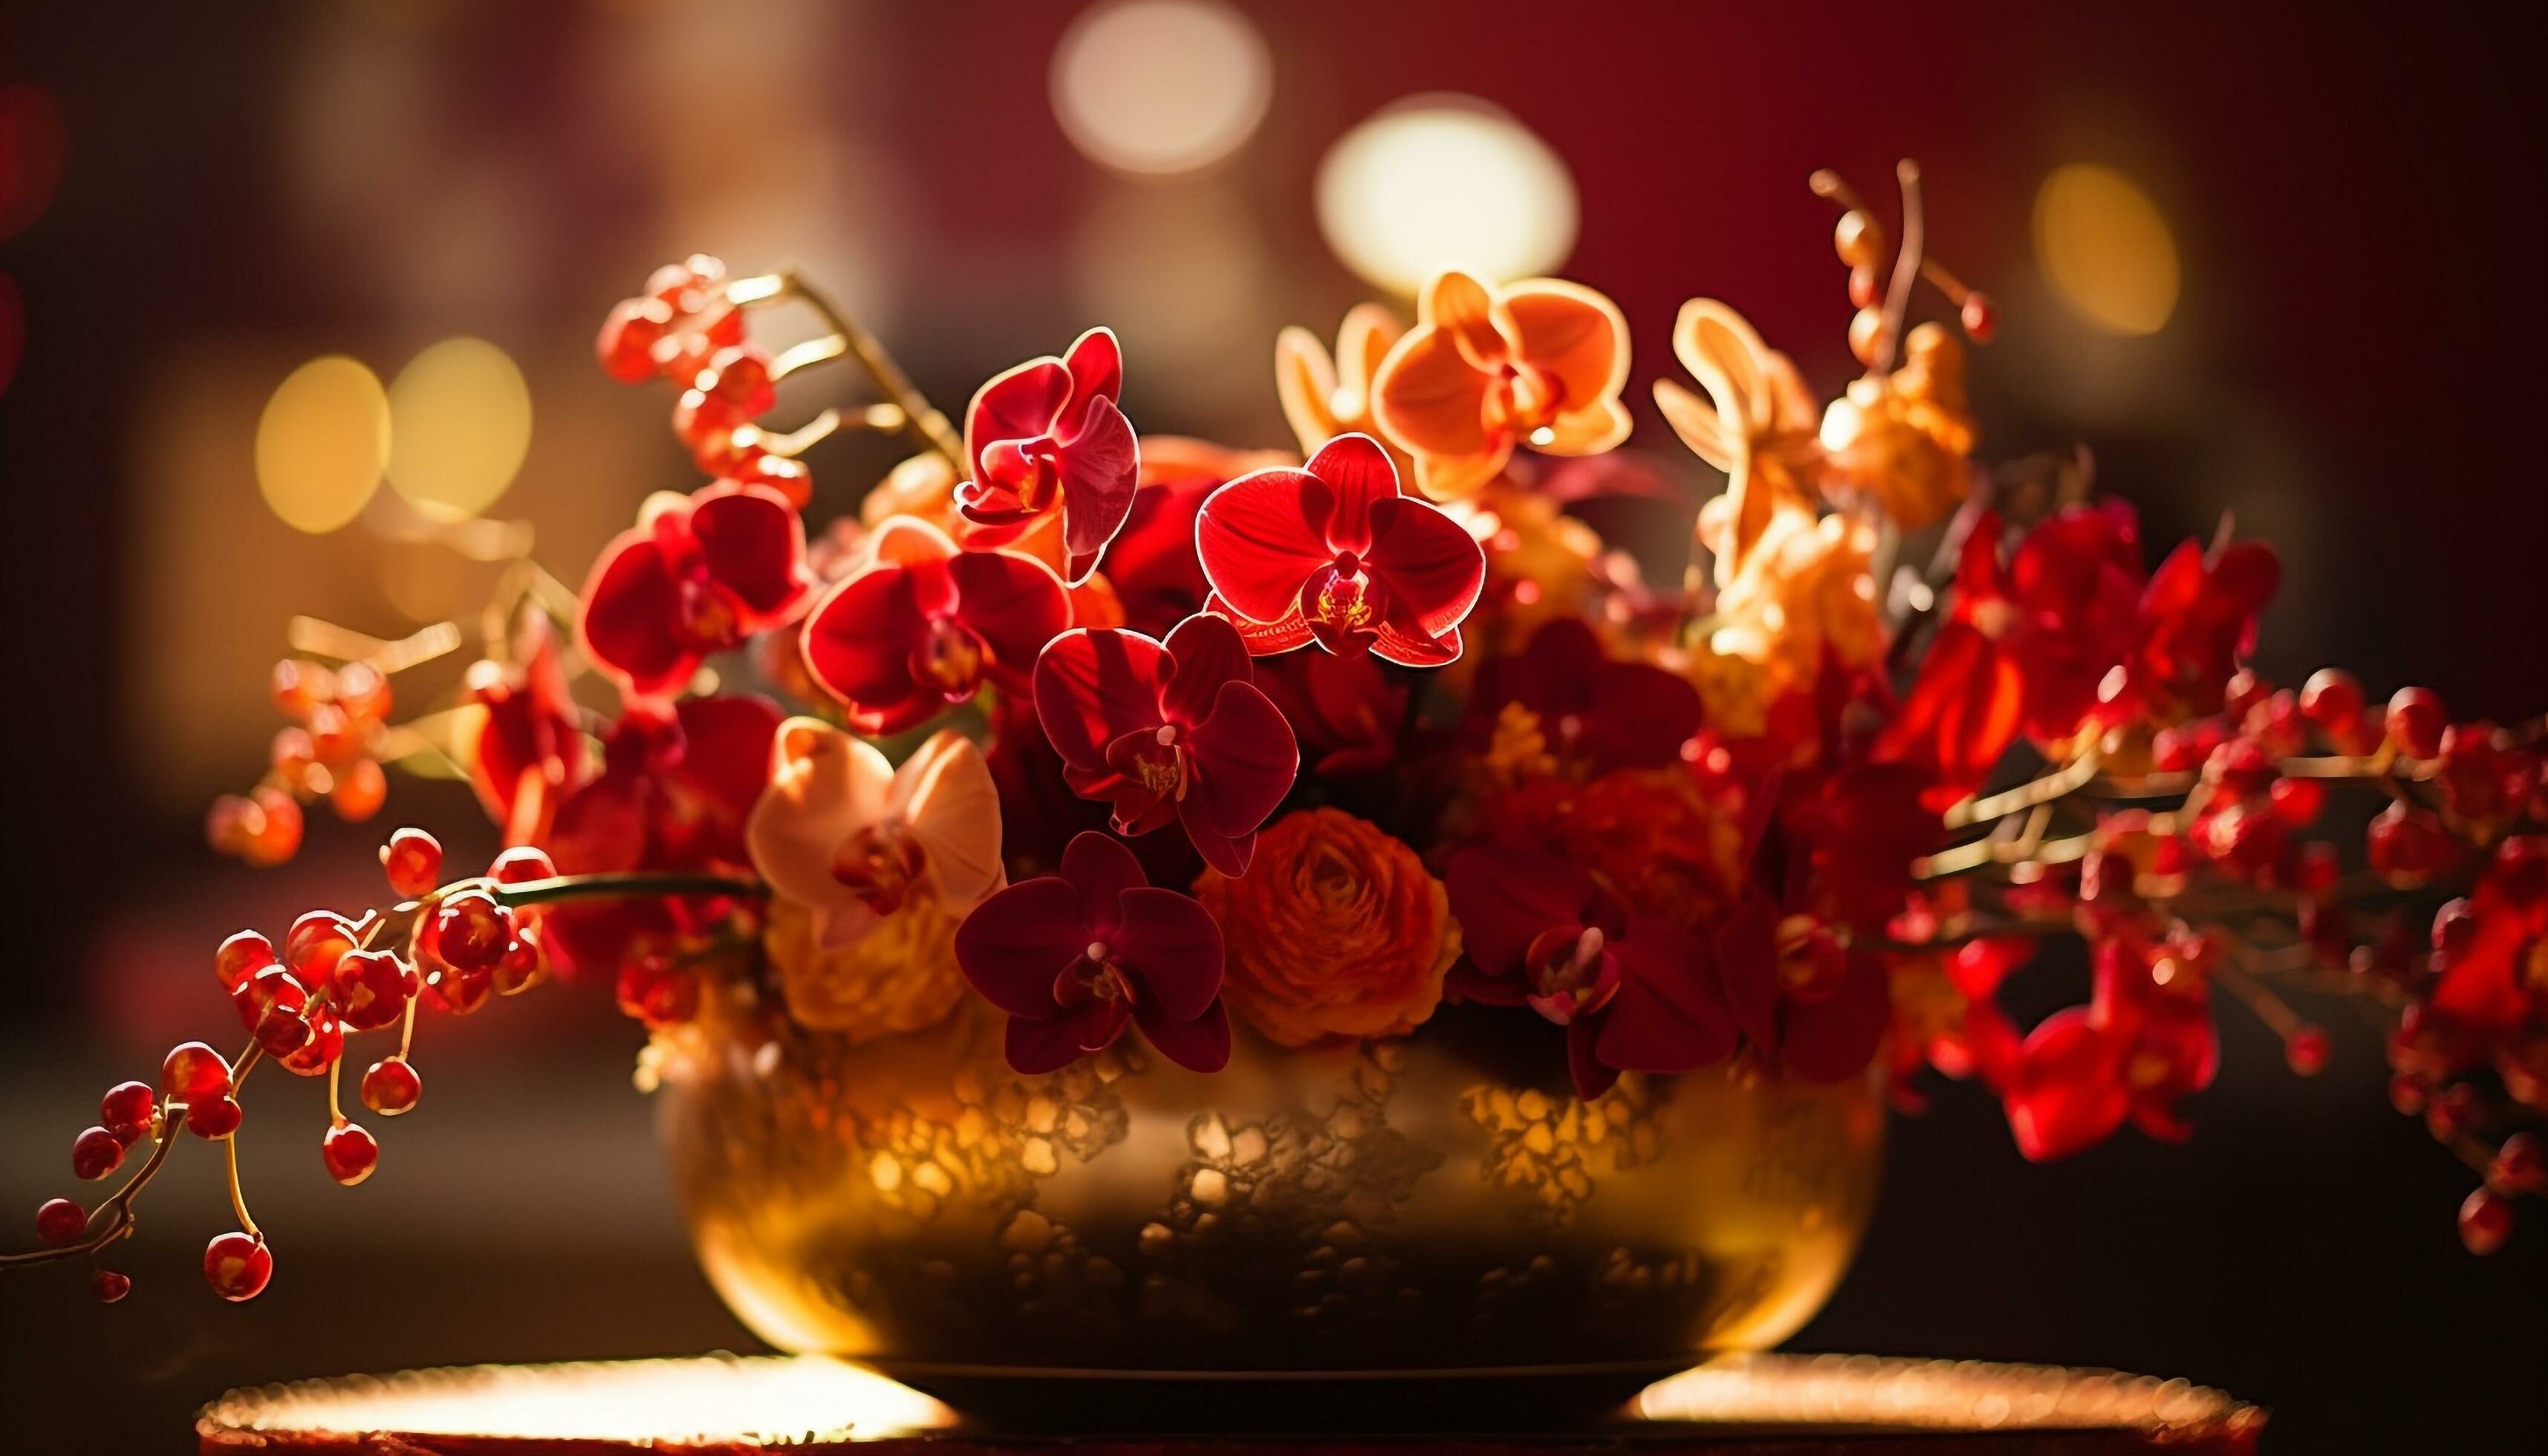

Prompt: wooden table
[{"left": 194, "top": 1353, "right": 2264, "bottom": 1455}]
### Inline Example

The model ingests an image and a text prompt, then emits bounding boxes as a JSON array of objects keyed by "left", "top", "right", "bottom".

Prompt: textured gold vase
[{"left": 657, "top": 999, "right": 1882, "bottom": 1388}]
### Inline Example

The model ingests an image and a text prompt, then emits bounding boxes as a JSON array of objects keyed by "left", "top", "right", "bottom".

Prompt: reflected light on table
[
  {"left": 198, "top": 1356, "right": 955, "bottom": 1446},
  {"left": 1316, "top": 96, "right": 1577, "bottom": 295},
  {"left": 256, "top": 355, "right": 391, "bottom": 533},
  {"left": 1052, "top": 0, "right": 1273, "bottom": 178}
]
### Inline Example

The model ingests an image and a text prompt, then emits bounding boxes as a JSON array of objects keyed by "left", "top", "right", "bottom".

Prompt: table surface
[{"left": 192, "top": 1353, "right": 2265, "bottom": 1455}]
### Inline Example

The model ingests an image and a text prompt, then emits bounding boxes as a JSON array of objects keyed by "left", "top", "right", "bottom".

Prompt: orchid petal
[
  {"left": 1137, "top": 996, "right": 1232, "bottom": 1073},
  {"left": 1274, "top": 325, "right": 1341, "bottom": 452},
  {"left": 965, "top": 357, "right": 1071, "bottom": 471},
  {"left": 1535, "top": 397, "right": 1634, "bottom": 457},
  {"left": 1056, "top": 394, "right": 1140, "bottom": 585},
  {"left": 955, "top": 877, "right": 1085, "bottom": 1018},
  {"left": 1033, "top": 628, "right": 1170, "bottom": 773},
  {"left": 1160, "top": 611, "right": 1253, "bottom": 724},
  {"left": 1371, "top": 325, "right": 1495, "bottom": 458},
  {"left": 1443, "top": 846, "right": 1599, "bottom": 979},
  {"left": 689, "top": 484, "right": 809, "bottom": 623},
  {"left": 1652, "top": 378, "right": 1735, "bottom": 472},
  {"left": 1207, "top": 594, "right": 1315, "bottom": 657},
  {"left": 1006, "top": 1001, "right": 1126, "bottom": 1073},
  {"left": 1504, "top": 280, "right": 1629, "bottom": 418},
  {"left": 1177, "top": 803, "right": 1254, "bottom": 877},
  {"left": 1371, "top": 622, "right": 1460, "bottom": 669},
  {"left": 744, "top": 717, "right": 896, "bottom": 913},
  {"left": 945, "top": 547, "right": 1073, "bottom": 692},
  {"left": 1186, "top": 680, "right": 1298, "bottom": 839},
  {"left": 893, "top": 729, "right": 1004, "bottom": 910},
  {"left": 1364, "top": 495, "right": 1486, "bottom": 638},
  {"left": 1059, "top": 831, "right": 1146, "bottom": 935},
  {"left": 1304, "top": 433, "right": 1400, "bottom": 553},
  {"left": 576, "top": 533, "right": 690, "bottom": 696},
  {"left": 1196, "top": 469, "right": 1333, "bottom": 623},
  {"left": 801, "top": 567, "right": 926, "bottom": 723},
  {"left": 1567, "top": 1017, "right": 1621, "bottom": 1102},
  {"left": 1063, "top": 326, "right": 1123, "bottom": 414},
  {"left": 1421, "top": 270, "right": 1507, "bottom": 370},
  {"left": 1112, "top": 885, "right": 1225, "bottom": 1021}
]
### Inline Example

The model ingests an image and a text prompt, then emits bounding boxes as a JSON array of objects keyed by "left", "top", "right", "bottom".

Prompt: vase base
[{"left": 880, "top": 1364, "right": 1676, "bottom": 1434}]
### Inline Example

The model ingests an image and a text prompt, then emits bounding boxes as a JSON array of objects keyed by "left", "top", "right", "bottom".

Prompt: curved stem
[{"left": 488, "top": 871, "right": 768, "bottom": 910}]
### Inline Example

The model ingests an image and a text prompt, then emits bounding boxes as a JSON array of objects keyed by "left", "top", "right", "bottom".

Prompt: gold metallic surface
[{"left": 658, "top": 1001, "right": 1883, "bottom": 1376}]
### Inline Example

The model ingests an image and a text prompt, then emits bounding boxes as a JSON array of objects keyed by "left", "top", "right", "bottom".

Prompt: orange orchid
[
  {"left": 744, "top": 719, "right": 1003, "bottom": 953},
  {"left": 1275, "top": 303, "right": 1416, "bottom": 484},
  {"left": 1653, "top": 299, "right": 1825, "bottom": 587},
  {"left": 1819, "top": 321, "right": 1977, "bottom": 533},
  {"left": 1370, "top": 269, "right": 1632, "bottom": 501}
]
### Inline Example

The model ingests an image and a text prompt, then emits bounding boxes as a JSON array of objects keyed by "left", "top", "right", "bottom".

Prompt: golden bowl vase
[{"left": 657, "top": 1001, "right": 1883, "bottom": 1423}]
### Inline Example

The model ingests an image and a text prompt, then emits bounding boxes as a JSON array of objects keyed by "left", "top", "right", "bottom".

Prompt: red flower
[
  {"left": 1446, "top": 845, "right": 1736, "bottom": 1100},
  {"left": 1032, "top": 612, "right": 1299, "bottom": 876},
  {"left": 1874, "top": 516, "right": 2024, "bottom": 809},
  {"left": 952, "top": 328, "right": 1138, "bottom": 585},
  {"left": 800, "top": 517, "right": 1072, "bottom": 735},
  {"left": 2119, "top": 535, "right": 2279, "bottom": 723},
  {"left": 2003, "top": 501, "right": 2144, "bottom": 741},
  {"left": 954, "top": 831, "right": 1230, "bottom": 1074},
  {"left": 577, "top": 482, "right": 811, "bottom": 698},
  {"left": 2000, "top": 924, "right": 2220, "bottom": 1159},
  {"left": 1712, "top": 888, "right": 1894, "bottom": 1083},
  {"left": 542, "top": 695, "right": 780, "bottom": 977},
  {"left": 1196, "top": 433, "right": 1486, "bottom": 666},
  {"left": 1468, "top": 618, "right": 1703, "bottom": 773},
  {"left": 465, "top": 614, "right": 587, "bottom": 845},
  {"left": 1254, "top": 649, "right": 1405, "bottom": 777}
]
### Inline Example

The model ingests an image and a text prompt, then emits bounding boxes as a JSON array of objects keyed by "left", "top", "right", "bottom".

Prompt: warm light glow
[
  {"left": 200, "top": 1356, "right": 953, "bottom": 1443},
  {"left": 256, "top": 355, "right": 390, "bottom": 533},
  {"left": 1051, "top": 0, "right": 1272, "bottom": 178},
  {"left": 2033, "top": 163, "right": 2180, "bottom": 337},
  {"left": 1316, "top": 97, "right": 1577, "bottom": 294},
  {"left": 386, "top": 337, "right": 533, "bottom": 521}
]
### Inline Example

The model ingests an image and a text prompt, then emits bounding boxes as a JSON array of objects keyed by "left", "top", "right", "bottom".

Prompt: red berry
[
  {"left": 93, "top": 1270, "right": 131, "bottom": 1303},
  {"left": 2299, "top": 669, "right": 2364, "bottom": 732},
  {"left": 2388, "top": 1073, "right": 2430, "bottom": 1116},
  {"left": 321, "top": 1122, "right": 380, "bottom": 1186},
  {"left": 380, "top": 827, "right": 444, "bottom": 899},
  {"left": 332, "top": 758, "right": 389, "bottom": 822},
  {"left": 430, "top": 891, "right": 513, "bottom": 972},
  {"left": 270, "top": 657, "right": 331, "bottom": 718},
  {"left": 488, "top": 845, "right": 556, "bottom": 885},
  {"left": 161, "top": 1041, "right": 232, "bottom": 1102},
  {"left": 493, "top": 925, "right": 547, "bottom": 997},
  {"left": 424, "top": 962, "right": 493, "bottom": 1016},
  {"left": 334, "top": 660, "right": 391, "bottom": 724},
  {"left": 2223, "top": 669, "right": 2270, "bottom": 723},
  {"left": 247, "top": 967, "right": 314, "bottom": 1055},
  {"left": 71, "top": 1127, "right": 124, "bottom": 1180},
  {"left": 279, "top": 1007, "right": 345, "bottom": 1076},
  {"left": 214, "top": 930, "right": 277, "bottom": 993},
  {"left": 2459, "top": 1187, "right": 2515, "bottom": 1255},
  {"left": 2367, "top": 802, "right": 2460, "bottom": 885},
  {"left": 2268, "top": 776, "right": 2326, "bottom": 827},
  {"left": 361, "top": 1057, "right": 422, "bottom": 1117},
  {"left": 100, "top": 1080, "right": 155, "bottom": 1131},
  {"left": 2428, "top": 1082, "right": 2484, "bottom": 1142},
  {"left": 36, "top": 1197, "right": 88, "bottom": 1245},
  {"left": 731, "top": 451, "right": 812, "bottom": 510},
  {"left": 2491, "top": 1131, "right": 2547, "bottom": 1197},
  {"left": 284, "top": 911, "right": 358, "bottom": 982},
  {"left": 597, "top": 297, "right": 673, "bottom": 383},
  {"left": 2386, "top": 686, "right": 2446, "bottom": 758},
  {"left": 204, "top": 1232, "right": 273, "bottom": 1301},
  {"left": 1958, "top": 291, "right": 1995, "bottom": 342},
  {"left": 186, "top": 1096, "right": 244, "bottom": 1140},
  {"left": 331, "top": 949, "right": 414, "bottom": 1032},
  {"left": 699, "top": 345, "right": 776, "bottom": 417},
  {"left": 2286, "top": 1025, "right": 2330, "bottom": 1076}
]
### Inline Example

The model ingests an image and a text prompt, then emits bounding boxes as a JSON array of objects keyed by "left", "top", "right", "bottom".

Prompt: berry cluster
[
  {"left": 12, "top": 828, "right": 560, "bottom": 1300},
  {"left": 597, "top": 253, "right": 811, "bottom": 508},
  {"left": 205, "top": 658, "right": 395, "bottom": 866}
]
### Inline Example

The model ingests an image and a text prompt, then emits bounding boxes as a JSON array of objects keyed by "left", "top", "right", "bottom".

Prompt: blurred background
[{"left": 1, "top": 1, "right": 2543, "bottom": 1451}]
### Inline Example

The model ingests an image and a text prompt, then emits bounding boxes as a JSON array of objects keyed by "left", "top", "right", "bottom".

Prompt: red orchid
[
  {"left": 542, "top": 695, "right": 781, "bottom": 977},
  {"left": 952, "top": 328, "right": 1138, "bottom": 585},
  {"left": 1032, "top": 612, "right": 1299, "bottom": 876},
  {"left": 953, "top": 831, "right": 1230, "bottom": 1074},
  {"left": 578, "top": 482, "right": 811, "bottom": 698},
  {"left": 2003, "top": 501, "right": 2145, "bottom": 741},
  {"left": 1253, "top": 649, "right": 1405, "bottom": 777},
  {"left": 1708, "top": 781, "right": 1897, "bottom": 1082},
  {"left": 2119, "top": 534, "right": 2280, "bottom": 724},
  {"left": 1445, "top": 845, "right": 1737, "bottom": 1101},
  {"left": 1875, "top": 516, "right": 2025, "bottom": 810},
  {"left": 464, "top": 614, "right": 587, "bottom": 846},
  {"left": 2001, "top": 923, "right": 2220, "bottom": 1159},
  {"left": 1195, "top": 433, "right": 1486, "bottom": 667},
  {"left": 1468, "top": 618, "right": 1703, "bottom": 774},
  {"left": 800, "top": 516, "right": 1072, "bottom": 735}
]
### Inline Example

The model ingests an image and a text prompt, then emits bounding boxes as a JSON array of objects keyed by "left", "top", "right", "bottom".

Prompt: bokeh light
[
  {"left": 0, "top": 83, "right": 68, "bottom": 242},
  {"left": 256, "top": 355, "right": 391, "bottom": 533},
  {"left": 1051, "top": 0, "right": 1273, "bottom": 178},
  {"left": 386, "top": 337, "right": 533, "bottom": 521},
  {"left": 1315, "top": 97, "right": 1578, "bottom": 294},
  {"left": 2033, "top": 163, "right": 2180, "bottom": 337}
]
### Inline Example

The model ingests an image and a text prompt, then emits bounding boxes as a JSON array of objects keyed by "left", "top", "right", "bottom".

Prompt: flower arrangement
[{"left": 10, "top": 161, "right": 2544, "bottom": 1309}]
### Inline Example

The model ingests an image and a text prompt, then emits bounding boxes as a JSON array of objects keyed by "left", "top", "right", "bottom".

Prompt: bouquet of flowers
[{"left": 10, "top": 163, "right": 2543, "bottom": 1309}]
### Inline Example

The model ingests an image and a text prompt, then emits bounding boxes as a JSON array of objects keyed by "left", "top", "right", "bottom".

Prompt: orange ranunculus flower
[
  {"left": 1819, "top": 322, "right": 1976, "bottom": 532},
  {"left": 1275, "top": 303, "right": 1417, "bottom": 487},
  {"left": 1654, "top": 299, "right": 1825, "bottom": 587},
  {"left": 1195, "top": 808, "right": 1460, "bottom": 1046},
  {"left": 1370, "top": 269, "right": 1632, "bottom": 501},
  {"left": 763, "top": 888, "right": 968, "bottom": 1038},
  {"left": 1557, "top": 767, "right": 1747, "bottom": 930}
]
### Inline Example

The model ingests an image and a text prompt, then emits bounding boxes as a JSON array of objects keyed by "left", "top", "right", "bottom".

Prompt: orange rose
[
  {"left": 1558, "top": 768, "right": 1746, "bottom": 930},
  {"left": 1195, "top": 809, "right": 1458, "bottom": 1046}
]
